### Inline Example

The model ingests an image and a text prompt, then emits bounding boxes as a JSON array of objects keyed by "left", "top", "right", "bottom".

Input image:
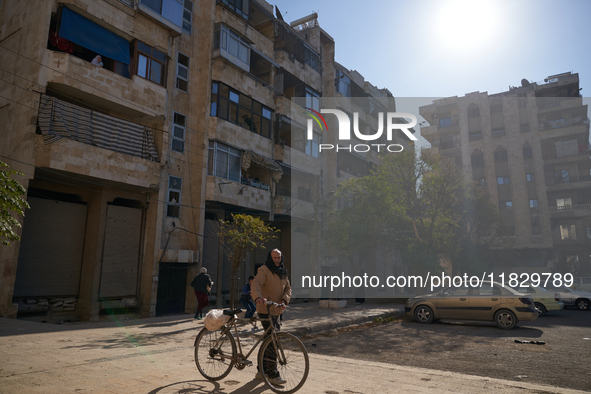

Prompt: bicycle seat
[{"left": 223, "top": 309, "right": 243, "bottom": 316}]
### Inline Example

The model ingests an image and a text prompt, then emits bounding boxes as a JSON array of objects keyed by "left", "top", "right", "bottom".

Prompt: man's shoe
[
  {"left": 268, "top": 375, "right": 287, "bottom": 385},
  {"left": 255, "top": 371, "right": 264, "bottom": 381}
]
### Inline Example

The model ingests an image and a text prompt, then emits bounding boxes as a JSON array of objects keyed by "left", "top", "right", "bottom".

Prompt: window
[
  {"left": 499, "top": 201, "right": 512, "bottom": 209},
  {"left": 494, "top": 150, "right": 508, "bottom": 162},
  {"left": 182, "top": 0, "right": 193, "bottom": 34},
  {"left": 492, "top": 128, "right": 505, "bottom": 137},
  {"left": 471, "top": 152, "right": 484, "bottom": 167},
  {"left": 497, "top": 176, "right": 510, "bottom": 185},
  {"left": 176, "top": 52, "right": 189, "bottom": 92},
  {"left": 468, "top": 130, "right": 482, "bottom": 141},
  {"left": 554, "top": 169, "right": 570, "bottom": 183},
  {"left": 468, "top": 106, "right": 480, "bottom": 118},
  {"left": 440, "top": 134, "right": 457, "bottom": 150},
  {"left": 526, "top": 173, "right": 535, "bottom": 182},
  {"left": 490, "top": 103, "right": 503, "bottom": 114},
  {"left": 529, "top": 199, "right": 538, "bottom": 208},
  {"left": 523, "top": 146, "right": 533, "bottom": 159},
  {"left": 140, "top": 0, "right": 184, "bottom": 30},
  {"left": 336, "top": 69, "right": 351, "bottom": 97},
  {"left": 555, "top": 139, "right": 578, "bottom": 158},
  {"left": 210, "top": 82, "right": 273, "bottom": 138},
  {"left": 556, "top": 198, "right": 572, "bottom": 210},
  {"left": 476, "top": 178, "right": 486, "bottom": 186},
  {"left": 559, "top": 224, "right": 577, "bottom": 240},
  {"left": 208, "top": 141, "right": 241, "bottom": 182},
  {"left": 303, "top": 86, "right": 320, "bottom": 113},
  {"left": 167, "top": 176, "right": 182, "bottom": 218},
  {"left": 439, "top": 117, "right": 452, "bottom": 128},
  {"left": 218, "top": 0, "right": 249, "bottom": 20},
  {"left": 171, "top": 112, "right": 186, "bottom": 153},
  {"left": 135, "top": 41, "right": 167, "bottom": 86},
  {"left": 214, "top": 24, "right": 250, "bottom": 71},
  {"left": 306, "top": 131, "right": 320, "bottom": 158}
]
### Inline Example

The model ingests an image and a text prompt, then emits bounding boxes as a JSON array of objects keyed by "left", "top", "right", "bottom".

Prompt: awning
[{"left": 59, "top": 7, "right": 131, "bottom": 64}]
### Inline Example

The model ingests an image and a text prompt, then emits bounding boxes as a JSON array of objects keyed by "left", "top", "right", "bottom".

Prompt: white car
[
  {"left": 542, "top": 284, "right": 591, "bottom": 310},
  {"left": 511, "top": 285, "right": 564, "bottom": 317}
]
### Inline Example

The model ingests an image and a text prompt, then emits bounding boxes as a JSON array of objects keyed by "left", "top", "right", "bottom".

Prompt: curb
[{"left": 289, "top": 309, "right": 404, "bottom": 337}]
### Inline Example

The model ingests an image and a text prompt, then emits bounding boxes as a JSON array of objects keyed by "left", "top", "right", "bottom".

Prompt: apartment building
[
  {"left": 0, "top": 0, "right": 405, "bottom": 321},
  {"left": 419, "top": 73, "right": 590, "bottom": 276}
]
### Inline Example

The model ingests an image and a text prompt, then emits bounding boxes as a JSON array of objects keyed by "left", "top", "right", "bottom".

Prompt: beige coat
[{"left": 251, "top": 264, "right": 291, "bottom": 315}]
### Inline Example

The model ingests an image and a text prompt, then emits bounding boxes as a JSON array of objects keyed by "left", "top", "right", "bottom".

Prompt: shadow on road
[{"left": 147, "top": 378, "right": 270, "bottom": 394}]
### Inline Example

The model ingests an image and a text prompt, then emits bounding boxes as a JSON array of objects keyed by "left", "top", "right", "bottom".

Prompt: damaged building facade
[
  {"left": 419, "top": 73, "right": 590, "bottom": 276},
  {"left": 0, "top": 0, "right": 404, "bottom": 320}
]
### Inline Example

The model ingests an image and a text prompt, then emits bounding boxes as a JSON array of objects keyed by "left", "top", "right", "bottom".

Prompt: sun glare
[{"left": 435, "top": 0, "right": 499, "bottom": 53}]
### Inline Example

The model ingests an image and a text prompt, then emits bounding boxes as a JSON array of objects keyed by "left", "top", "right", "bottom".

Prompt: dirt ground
[{"left": 301, "top": 309, "right": 591, "bottom": 392}]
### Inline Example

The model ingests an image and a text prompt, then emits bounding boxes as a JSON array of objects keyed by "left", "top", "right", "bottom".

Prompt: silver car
[
  {"left": 405, "top": 281, "right": 538, "bottom": 329},
  {"left": 542, "top": 284, "right": 591, "bottom": 310}
]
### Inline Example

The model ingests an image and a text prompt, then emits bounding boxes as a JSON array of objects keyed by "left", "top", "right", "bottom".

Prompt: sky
[{"left": 271, "top": 0, "right": 591, "bottom": 103}]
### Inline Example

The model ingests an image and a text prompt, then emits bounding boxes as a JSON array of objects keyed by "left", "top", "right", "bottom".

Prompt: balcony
[
  {"left": 549, "top": 204, "right": 591, "bottom": 218},
  {"left": 35, "top": 95, "right": 160, "bottom": 188},
  {"left": 45, "top": 50, "right": 167, "bottom": 119},
  {"left": 205, "top": 176, "right": 271, "bottom": 212}
]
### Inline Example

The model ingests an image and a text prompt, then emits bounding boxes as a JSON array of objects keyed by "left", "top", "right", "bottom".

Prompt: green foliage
[
  {"left": 323, "top": 150, "right": 500, "bottom": 276},
  {"left": 0, "top": 161, "right": 29, "bottom": 246},
  {"left": 218, "top": 213, "right": 279, "bottom": 307}
]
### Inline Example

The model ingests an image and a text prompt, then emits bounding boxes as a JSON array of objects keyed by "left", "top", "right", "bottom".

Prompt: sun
[{"left": 434, "top": 0, "right": 499, "bottom": 52}]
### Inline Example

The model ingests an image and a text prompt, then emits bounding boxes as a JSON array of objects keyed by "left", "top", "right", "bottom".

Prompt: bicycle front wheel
[
  {"left": 194, "top": 327, "right": 236, "bottom": 381},
  {"left": 258, "top": 332, "right": 309, "bottom": 394}
]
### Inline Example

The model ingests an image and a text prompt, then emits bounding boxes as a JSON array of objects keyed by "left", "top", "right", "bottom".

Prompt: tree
[
  {"left": 0, "top": 161, "right": 29, "bottom": 246},
  {"left": 323, "top": 150, "right": 500, "bottom": 278},
  {"left": 218, "top": 213, "right": 279, "bottom": 307}
]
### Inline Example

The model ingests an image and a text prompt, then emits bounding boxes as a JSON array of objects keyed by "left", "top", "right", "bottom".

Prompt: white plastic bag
[{"left": 203, "top": 309, "right": 230, "bottom": 331}]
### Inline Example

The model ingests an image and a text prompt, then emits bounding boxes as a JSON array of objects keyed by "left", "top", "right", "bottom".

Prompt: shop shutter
[
  {"left": 14, "top": 198, "right": 87, "bottom": 297},
  {"left": 99, "top": 205, "right": 142, "bottom": 298}
]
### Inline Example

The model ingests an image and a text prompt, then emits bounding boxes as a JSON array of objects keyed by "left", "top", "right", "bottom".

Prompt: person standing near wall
[{"left": 191, "top": 267, "right": 213, "bottom": 320}]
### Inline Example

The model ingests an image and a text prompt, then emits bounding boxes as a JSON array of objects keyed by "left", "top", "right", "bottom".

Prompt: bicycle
[{"left": 194, "top": 301, "right": 309, "bottom": 394}]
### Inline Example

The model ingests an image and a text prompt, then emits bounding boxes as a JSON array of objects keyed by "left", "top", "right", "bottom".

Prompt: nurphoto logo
[{"left": 304, "top": 107, "right": 418, "bottom": 153}]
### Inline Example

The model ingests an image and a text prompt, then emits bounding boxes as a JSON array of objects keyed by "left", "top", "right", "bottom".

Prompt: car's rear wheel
[
  {"left": 414, "top": 305, "right": 434, "bottom": 324},
  {"left": 575, "top": 298, "right": 589, "bottom": 311},
  {"left": 494, "top": 309, "right": 517, "bottom": 329},
  {"left": 534, "top": 302, "right": 546, "bottom": 317}
]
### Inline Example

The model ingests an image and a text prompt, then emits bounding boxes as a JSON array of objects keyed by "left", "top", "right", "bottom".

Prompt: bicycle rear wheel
[
  {"left": 258, "top": 332, "right": 309, "bottom": 394},
  {"left": 194, "top": 327, "right": 236, "bottom": 380}
]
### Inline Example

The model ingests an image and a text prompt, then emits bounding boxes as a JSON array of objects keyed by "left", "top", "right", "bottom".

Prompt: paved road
[
  {"left": 303, "top": 308, "right": 591, "bottom": 392},
  {"left": 1, "top": 303, "right": 588, "bottom": 393}
]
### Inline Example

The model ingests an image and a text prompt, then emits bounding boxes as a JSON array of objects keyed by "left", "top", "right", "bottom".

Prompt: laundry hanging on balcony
[{"left": 38, "top": 95, "right": 159, "bottom": 162}]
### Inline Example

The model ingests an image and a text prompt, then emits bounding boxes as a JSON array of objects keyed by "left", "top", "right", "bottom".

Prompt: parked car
[
  {"left": 405, "top": 281, "right": 538, "bottom": 329},
  {"left": 510, "top": 284, "right": 564, "bottom": 317},
  {"left": 569, "top": 277, "right": 591, "bottom": 292},
  {"left": 542, "top": 284, "right": 591, "bottom": 310}
]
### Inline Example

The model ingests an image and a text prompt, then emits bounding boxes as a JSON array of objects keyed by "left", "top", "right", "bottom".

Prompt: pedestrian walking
[{"left": 191, "top": 267, "right": 213, "bottom": 319}]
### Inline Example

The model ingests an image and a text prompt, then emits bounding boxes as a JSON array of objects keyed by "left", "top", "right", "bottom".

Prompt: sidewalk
[{"left": 0, "top": 301, "right": 586, "bottom": 393}]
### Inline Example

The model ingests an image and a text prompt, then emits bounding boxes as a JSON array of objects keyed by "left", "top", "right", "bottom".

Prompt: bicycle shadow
[{"left": 147, "top": 379, "right": 271, "bottom": 393}]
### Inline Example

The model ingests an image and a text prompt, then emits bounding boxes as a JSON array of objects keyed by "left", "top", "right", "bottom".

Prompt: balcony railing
[
  {"left": 548, "top": 204, "right": 591, "bottom": 213},
  {"left": 38, "top": 95, "right": 159, "bottom": 162}
]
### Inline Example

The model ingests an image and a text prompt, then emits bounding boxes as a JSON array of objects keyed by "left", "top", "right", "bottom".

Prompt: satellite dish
[{"left": 521, "top": 79, "right": 530, "bottom": 87}]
